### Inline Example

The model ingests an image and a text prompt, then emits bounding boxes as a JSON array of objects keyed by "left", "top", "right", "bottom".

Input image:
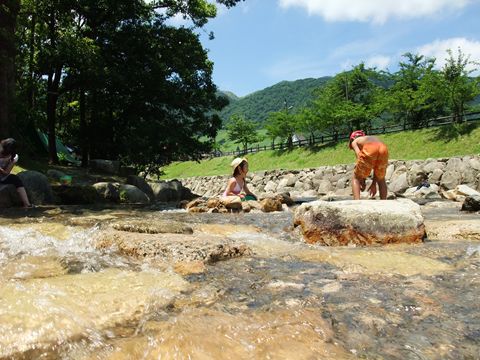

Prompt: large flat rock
[{"left": 294, "top": 199, "right": 425, "bottom": 246}]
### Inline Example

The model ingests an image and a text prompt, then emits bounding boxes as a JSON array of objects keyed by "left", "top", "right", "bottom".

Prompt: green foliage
[
  {"left": 226, "top": 114, "right": 260, "bottom": 153},
  {"left": 119, "top": 189, "right": 128, "bottom": 203}
]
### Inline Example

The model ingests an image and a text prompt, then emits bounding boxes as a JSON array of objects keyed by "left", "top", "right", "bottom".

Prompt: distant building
[{"left": 292, "top": 133, "right": 306, "bottom": 144}]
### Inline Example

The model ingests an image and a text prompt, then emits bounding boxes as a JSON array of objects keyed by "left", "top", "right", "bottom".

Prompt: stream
[{"left": 0, "top": 204, "right": 479, "bottom": 359}]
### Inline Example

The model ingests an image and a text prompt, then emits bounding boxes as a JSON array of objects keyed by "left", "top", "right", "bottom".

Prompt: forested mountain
[{"left": 219, "top": 77, "right": 331, "bottom": 125}]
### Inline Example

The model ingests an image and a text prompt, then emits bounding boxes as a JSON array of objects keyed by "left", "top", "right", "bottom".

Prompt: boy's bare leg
[
  {"left": 352, "top": 175, "right": 363, "bottom": 200},
  {"left": 378, "top": 179, "right": 388, "bottom": 200},
  {"left": 17, "top": 187, "right": 31, "bottom": 207}
]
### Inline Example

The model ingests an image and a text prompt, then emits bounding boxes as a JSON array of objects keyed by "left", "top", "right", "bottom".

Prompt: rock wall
[{"left": 179, "top": 155, "right": 480, "bottom": 200}]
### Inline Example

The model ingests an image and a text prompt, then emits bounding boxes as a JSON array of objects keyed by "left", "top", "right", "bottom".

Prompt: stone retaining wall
[{"left": 179, "top": 155, "right": 480, "bottom": 199}]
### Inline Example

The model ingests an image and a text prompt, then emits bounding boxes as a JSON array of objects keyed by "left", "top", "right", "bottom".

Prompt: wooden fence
[{"left": 206, "top": 111, "right": 480, "bottom": 158}]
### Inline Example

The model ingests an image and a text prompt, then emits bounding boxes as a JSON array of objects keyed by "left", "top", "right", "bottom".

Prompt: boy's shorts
[{"left": 354, "top": 142, "right": 389, "bottom": 180}]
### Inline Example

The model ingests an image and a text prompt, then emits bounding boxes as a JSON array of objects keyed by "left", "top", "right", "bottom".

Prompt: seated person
[
  {"left": 0, "top": 138, "right": 34, "bottom": 208},
  {"left": 223, "top": 157, "right": 257, "bottom": 201}
]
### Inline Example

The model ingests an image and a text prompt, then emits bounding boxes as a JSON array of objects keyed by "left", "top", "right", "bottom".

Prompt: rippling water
[{"left": 0, "top": 206, "right": 479, "bottom": 359}]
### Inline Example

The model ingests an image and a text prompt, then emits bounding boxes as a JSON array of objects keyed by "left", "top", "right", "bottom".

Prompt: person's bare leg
[
  {"left": 16, "top": 187, "right": 31, "bottom": 207},
  {"left": 352, "top": 175, "right": 362, "bottom": 200},
  {"left": 378, "top": 179, "right": 388, "bottom": 200}
]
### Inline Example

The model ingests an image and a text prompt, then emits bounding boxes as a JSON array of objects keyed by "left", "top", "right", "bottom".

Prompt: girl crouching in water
[
  {"left": 223, "top": 157, "right": 257, "bottom": 201},
  {"left": 0, "top": 138, "right": 34, "bottom": 208}
]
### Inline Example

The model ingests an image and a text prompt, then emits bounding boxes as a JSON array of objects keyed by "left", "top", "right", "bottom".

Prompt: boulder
[
  {"left": 260, "top": 198, "right": 283, "bottom": 212},
  {"left": 17, "top": 170, "right": 54, "bottom": 204},
  {"left": 407, "top": 164, "right": 427, "bottom": 187},
  {"left": 93, "top": 182, "right": 120, "bottom": 202},
  {"left": 385, "top": 164, "right": 395, "bottom": 181},
  {"left": 278, "top": 174, "right": 297, "bottom": 188},
  {"left": 428, "top": 168, "right": 443, "bottom": 184},
  {"left": 118, "top": 184, "right": 150, "bottom": 204},
  {"left": 455, "top": 184, "right": 480, "bottom": 197},
  {"left": 89, "top": 159, "right": 120, "bottom": 174},
  {"left": 0, "top": 184, "right": 22, "bottom": 207},
  {"left": 403, "top": 184, "right": 441, "bottom": 200},
  {"left": 264, "top": 180, "right": 278, "bottom": 192},
  {"left": 389, "top": 173, "right": 409, "bottom": 194},
  {"left": 317, "top": 180, "right": 333, "bottom": 195},
  {"left": 461, "top": 195, "right": 480, "bottom": 212},
  {"left": 150, "top": 180, "right": 195, "bottom": 202},
  {"left": 294, "top": 199, "right": 425, "bottom": 246},
  {"left": 46, "top": 169, "right": 66, "bottom": 181},
  {"left": 440, "top": 171, "right": 463, "bottom": 190},
  {"left": 51, "top": 185, "right": 99, "bottom": 204},
  {"left": 127, "top": 175, "right": 154, "bottom": 202}
]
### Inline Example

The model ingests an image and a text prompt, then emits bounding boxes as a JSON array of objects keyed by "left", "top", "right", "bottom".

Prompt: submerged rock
[
  {"left": 425, "top": 219, "right": 480, "bottom": 241},
  {"left": 109, "top": 219, "right": 193, "bottom": 234},
  {"left": 94, "top": 230, "right": 252, "bottom": 264},
  {"left": 293, "top": 199, "right": 425, "bottom": 246},
  {"left": 0, "top": 268, "right": 188, "bottom": 358}
]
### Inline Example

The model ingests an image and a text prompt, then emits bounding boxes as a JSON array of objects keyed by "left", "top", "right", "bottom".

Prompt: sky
[{"left": 175, "top": 0, "right": 480, "bottom": 97}]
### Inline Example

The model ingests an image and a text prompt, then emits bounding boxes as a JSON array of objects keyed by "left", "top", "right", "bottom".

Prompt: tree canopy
[{"left": 4, "top": 0, "right": 244, "bottom": 174}]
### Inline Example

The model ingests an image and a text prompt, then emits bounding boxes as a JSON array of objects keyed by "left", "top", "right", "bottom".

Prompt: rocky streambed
[{"left": 0, "top": 201, "right": 479, "bottom": 359}]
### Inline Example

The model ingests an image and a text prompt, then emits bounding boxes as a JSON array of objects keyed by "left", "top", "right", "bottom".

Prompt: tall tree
[
  {"left": 226, "top": 114, "right": 259, "bottom": 153},
  {"left": 0, "top": 0, "right": 20, "bottom": 137},
  {"left": 387, "top": 53, "right": 441, "bottom": 128},
  {"left": 265, "top": 110, "right": 297, "bottom": 149},
  {"left": 440, "top": 48, "right": 480, "bottom": 122}
]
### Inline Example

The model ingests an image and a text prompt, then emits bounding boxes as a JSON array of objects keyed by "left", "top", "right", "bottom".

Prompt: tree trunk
[
  {"left": 46, "top": 8, "right": 61, "bottom": 164},
  {"left": 79, "top": 89, "right": 89, "bottom": 167},
  {"left": 27, "top": 10, "right": 36, "bottom": 110},
  {"left": 0, "top": 0, "right": 20, "bottom": 137},
  {"left": 46, "top": 64, "right": 61, "bottom": 164}
]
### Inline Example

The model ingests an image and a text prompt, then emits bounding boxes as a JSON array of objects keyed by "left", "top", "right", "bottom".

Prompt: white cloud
[
  {"left": 417, "top": 37, "right": 480, "bottom": 70},
  {"left": 278, "top": 0, "right": 472, "bottom": 24},
  {"left": 365, "top": 55, "right": 391, "bottom": 70}
]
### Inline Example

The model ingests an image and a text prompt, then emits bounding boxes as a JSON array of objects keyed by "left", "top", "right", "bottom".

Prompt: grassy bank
[{"left": 162, "top": 123, "right": 480, "bottom": 179}]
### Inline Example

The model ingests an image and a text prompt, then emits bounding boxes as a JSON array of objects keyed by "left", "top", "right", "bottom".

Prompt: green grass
[{"left": 162, "top": 123, "right": 480, "bottom": 179}]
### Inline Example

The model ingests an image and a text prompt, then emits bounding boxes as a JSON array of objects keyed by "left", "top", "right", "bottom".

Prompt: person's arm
[{"left": 351, "top": 139, "right": 362, "bottom": 157}]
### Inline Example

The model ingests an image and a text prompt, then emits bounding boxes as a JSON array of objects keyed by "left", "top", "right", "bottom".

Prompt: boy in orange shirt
[{"left": 349, "top": 130, "right": 389, "bottom": 200}]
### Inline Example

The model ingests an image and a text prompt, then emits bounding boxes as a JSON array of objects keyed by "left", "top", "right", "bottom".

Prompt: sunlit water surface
[{"left": 0, "top": 206, "right": 478, "bottom": 359}]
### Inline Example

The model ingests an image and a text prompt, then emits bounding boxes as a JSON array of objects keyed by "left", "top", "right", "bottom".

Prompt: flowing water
[{"left": 0, "top": 205, "right": 479, "bottom": 359}]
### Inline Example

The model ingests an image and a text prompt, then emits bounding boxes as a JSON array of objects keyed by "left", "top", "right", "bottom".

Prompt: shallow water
[{"left": 0, "top": 206, "right": 479, "bottom": 359}]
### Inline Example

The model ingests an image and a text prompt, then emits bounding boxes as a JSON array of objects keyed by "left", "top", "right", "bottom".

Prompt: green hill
[{"left": 218, "top": 77, "right": 331, "bottom": 124}]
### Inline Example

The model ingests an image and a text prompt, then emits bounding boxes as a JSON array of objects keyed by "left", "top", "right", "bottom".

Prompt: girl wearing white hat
[{"left": 223, "top": 157, "right": 257, "bottom": 201}]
